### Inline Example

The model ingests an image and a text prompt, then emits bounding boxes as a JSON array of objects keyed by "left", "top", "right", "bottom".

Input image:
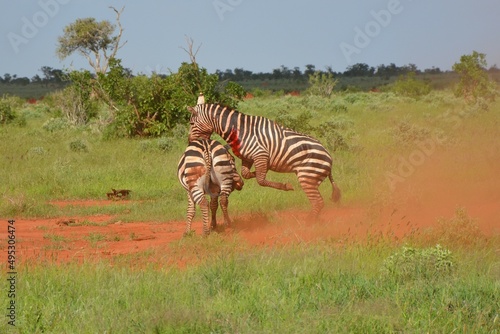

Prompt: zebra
[
  {"left": 187, "top": 95, "right": 340, "bottom": 217},
  {"left": 177, "top": 138, "right": 244, "bottom": 236}
]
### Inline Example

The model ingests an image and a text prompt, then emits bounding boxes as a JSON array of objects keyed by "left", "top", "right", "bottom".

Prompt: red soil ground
[{"left": 5, "top": 139, "right": 500, "bottom": 267}]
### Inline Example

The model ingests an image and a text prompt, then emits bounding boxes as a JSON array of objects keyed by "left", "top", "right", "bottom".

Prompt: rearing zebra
[
  {"left": 187, "top": 97, "right": 341, "bottom": 216},
  {"left": 178, "top": 138, "right": 244, "bottom": 236}
]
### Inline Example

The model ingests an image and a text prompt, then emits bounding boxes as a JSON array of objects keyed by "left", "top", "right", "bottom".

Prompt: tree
[
  {"left": 452, "top": 51, "right": 497, "bottom": 102},
  {"left": 56, "top": 6, "right": 126, "bottom": 74},
  {"left": 2, "top": 73, "right": 12, "bottom": 84},
  {"left": 304, "top": 64, "right": 316, "bottom": 77},
  {"left": 344, "top": 63, "right": 375, "bottom": 77},
  {"left": 306, "top": 71, "right": 338, "bottom": 98}
]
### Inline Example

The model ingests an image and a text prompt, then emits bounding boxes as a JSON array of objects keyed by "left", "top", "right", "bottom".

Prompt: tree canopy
[
  {"left": 56, "top": 7, "right": 126, "bottom": 74},
  {"left": 452, "top": 51, "right": 497, "bottom": 102}
]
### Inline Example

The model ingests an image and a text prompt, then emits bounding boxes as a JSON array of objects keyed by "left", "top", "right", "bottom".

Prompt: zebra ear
[{"left": 187, "top": 106, "right": 197, "bottom": 115}]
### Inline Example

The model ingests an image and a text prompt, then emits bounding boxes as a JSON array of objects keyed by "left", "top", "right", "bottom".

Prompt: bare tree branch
[
  {"left": 106, "top": 6, "right": 128, "bottom": 72},
  {"left": 180, "top": 36, "right": 203, "bottom": 93},
  {"left": 180, "top": 36, "right": 201, "bottom": 66}
]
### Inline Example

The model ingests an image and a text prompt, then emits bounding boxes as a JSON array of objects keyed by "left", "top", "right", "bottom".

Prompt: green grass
[
  {"left": 1, "top": 238, "right": 498, "bottom": 333},
  {"left": 0, "top": 90, "right": 499, "bottom": 332}
]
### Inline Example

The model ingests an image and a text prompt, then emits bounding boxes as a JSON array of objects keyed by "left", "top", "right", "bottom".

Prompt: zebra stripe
[
  {"left": 188, "top": 102, "right": 340, "bottom": 216},
  {"left": 177, "top": 138, "right": 243, "bottom": 236}
]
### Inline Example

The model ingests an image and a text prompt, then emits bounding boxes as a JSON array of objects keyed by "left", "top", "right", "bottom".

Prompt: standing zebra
[
  {"left": 178, "top": 138, "right": 244, "bottom": 236},
  {"left": 187, "top": 97, "right": 341, "bottom": 216}
]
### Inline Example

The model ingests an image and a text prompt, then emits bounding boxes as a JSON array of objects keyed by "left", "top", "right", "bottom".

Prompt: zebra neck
[{"left": 218, "top": 112, "right": 243, "bottom": 158}]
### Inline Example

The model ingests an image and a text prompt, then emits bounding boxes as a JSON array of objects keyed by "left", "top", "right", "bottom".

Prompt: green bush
[
  {"left": 315, "top": 116, "right": 356, "bottom": 152},
  {"left": 453, "top": 51, "right": 497, "bottom": 103},
  {"left": 274, "top": 107, "right": 355, "bottom": 152},
  {"left": 422, "top": 207, "right": 486, "bottom": 248},
  {"left": 61, "top": 71, "right": 98, "bottom": 125},
  {"left": 275, "top": 109, "right": 314, "bottom": 134},
  {"left": 306, "top": 71, "right": 338, "bottom": 97},
  {"left": 157, "top": 137, "right": 175, "bottom": 152},
  {"left": 391, "top": 120, "right": 431, "bottom": 145},
  {"left": 390, "top": 72, "right": 431, "bottom": 99},
  {"left": 69, "top": 139, "right": 88, "bottom": 152},
  {"left": 382, "top": 244, "right": 455, "bottom": 282},
  {"left": 42, "top": 117, "right": 69, "bottom": 132},
  {"left": 96, "top": 58, "right": 245, "bottom": 138},
  {"left": 0, "top": 95, "right": 19, "bottom": 124},
  {"left": 139, "top": 137, "right": 176, "bottom": 152}
]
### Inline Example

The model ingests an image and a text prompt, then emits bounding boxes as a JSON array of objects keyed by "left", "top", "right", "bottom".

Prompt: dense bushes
[
  {"left": 96, "top": 59, "right": 245, "bottom": 137},
  {"left": 44, "top": 58, "right": 245, "bottom": 138},
  {"left": 388, "top": 72, "right": 431, "bottom": 99},
  {"left": 0, "top": 95, "right": 25, "bottom": 125}
]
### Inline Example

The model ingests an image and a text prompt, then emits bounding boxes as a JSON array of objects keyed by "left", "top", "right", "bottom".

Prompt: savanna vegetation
[
  {"left": 1, "top": 83, "right": 499, "bottom": 332},
  {"left": 0, "top": 9, "right": 499, "bottom": 332}
]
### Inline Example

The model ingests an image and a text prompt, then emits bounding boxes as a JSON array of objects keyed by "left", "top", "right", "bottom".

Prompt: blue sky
[{"left": 1, "top": 0, "right": 499, "bottom": 78}]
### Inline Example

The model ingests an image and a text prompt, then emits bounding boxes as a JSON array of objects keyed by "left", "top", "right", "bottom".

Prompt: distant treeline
[
  {"left": 2, "top": 62, "right": 500, "bottom": 97},
  {"left": 0, "top": 62, "right": 478, "bottom": 85},
  {"left": 215, "top": 63, "right": 451, "bottom": 82}
]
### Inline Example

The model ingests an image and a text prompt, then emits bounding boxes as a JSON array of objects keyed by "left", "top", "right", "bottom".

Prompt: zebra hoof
[
  {"left": 284, "top": 183, "right": 294, "bottom": 191},
  {"left": 183, "top": 230, "right": 195, "bottom": 237}
]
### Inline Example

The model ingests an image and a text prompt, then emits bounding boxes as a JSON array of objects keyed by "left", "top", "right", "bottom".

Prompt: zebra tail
[
  {"left": 203, "top": 147, "right": 212, "bottom": 193},
  {"left": 328, "top": 173, "right": 341, "bottom": 203}
]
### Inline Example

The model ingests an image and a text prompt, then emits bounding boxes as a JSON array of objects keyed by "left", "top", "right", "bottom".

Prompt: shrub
[
  {"left": 139, "top": 137, "right": 176, "bottom": 152},
  {"left": 69, "top": 139, "right": 88, "bottom": 152},
  {"left": 422, "top": 207, "right": 485, "bottom": 248},
  {"left": 306, "top": 71, "right": 338, "bottom": 98},
  {"left": 391, "top": 120, "right": 430, "bottom": 146},
  {"left": 0, "top": 95, "right": 18, "bottom": 124},
  {"left": 274, "top": 108, "right": 355, "bottom": 152},
  {"left": 275, "top": 109, "right": 314, "bottom": 134},
  {"left": 314, "top": 116, "right": 356, "bottom": 152},
  {"left": 157, "top": 137, "right": 175, "bottom": 152},
  {"left": 332, "top": 103, "right": 348, "bottom": 113},
  {"left": 96, "top": 59, "right": 245, "bottom": 138},
  {"left": 453, "top": 51, "right": 497, "bottom": 103},
  {"left": 390, "top": 72, "right": 431, "bottom": 99},
  {"left": 42, "top": 118, "right": 69, "bottom": 132},
  {"left": 60, "top": 71, "right": 98, "bottom": 125},
  {"left": 382, "top": 244, "right": 455, "bottom": 282}
]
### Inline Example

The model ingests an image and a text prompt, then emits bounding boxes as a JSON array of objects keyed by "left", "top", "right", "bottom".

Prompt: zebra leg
[
  {"left": 190, "top": 187, "right": 211, "bottom": 236},
  {"left": 254, "top": 157, "right": 294, "bottom": 191},
  {"left": 219, "top": 192, "right": 232, "bottom": 227},
  {"left": 297, "top": 177, "right": 324, "bottom": 217},
  {"left": 241, "top": 159, "right": 256, "bottom": 179},
  {"left": 199, "top": 196, "right": 211, "bottom": 236},
  {"left": 184, "top": 193, "right": 196, "bottom": 236},
  {"left": 209, "top": 195, "right": 218, "bottom": 230}
]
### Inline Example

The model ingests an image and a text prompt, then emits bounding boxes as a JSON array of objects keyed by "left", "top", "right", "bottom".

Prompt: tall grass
[{"left": 1, "top": 236, "right": 498, "bottom": 333}]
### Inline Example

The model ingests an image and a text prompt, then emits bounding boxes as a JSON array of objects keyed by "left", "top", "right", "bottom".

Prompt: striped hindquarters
[{"left": 177, "top": 138, "right": 243, "bottom": 234}]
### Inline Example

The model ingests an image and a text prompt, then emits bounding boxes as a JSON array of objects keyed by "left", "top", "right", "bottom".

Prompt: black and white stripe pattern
[
  {"left": 177, "top": 138, "right": 243, "bottom": 235},
  {"left": 187, "top": 102, "right": 340, "bottom": 216}
]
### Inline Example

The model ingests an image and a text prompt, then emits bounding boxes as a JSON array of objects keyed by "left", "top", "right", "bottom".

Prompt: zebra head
[{"left": 187, "top": 104, "right": 213, "bottom": 142}]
